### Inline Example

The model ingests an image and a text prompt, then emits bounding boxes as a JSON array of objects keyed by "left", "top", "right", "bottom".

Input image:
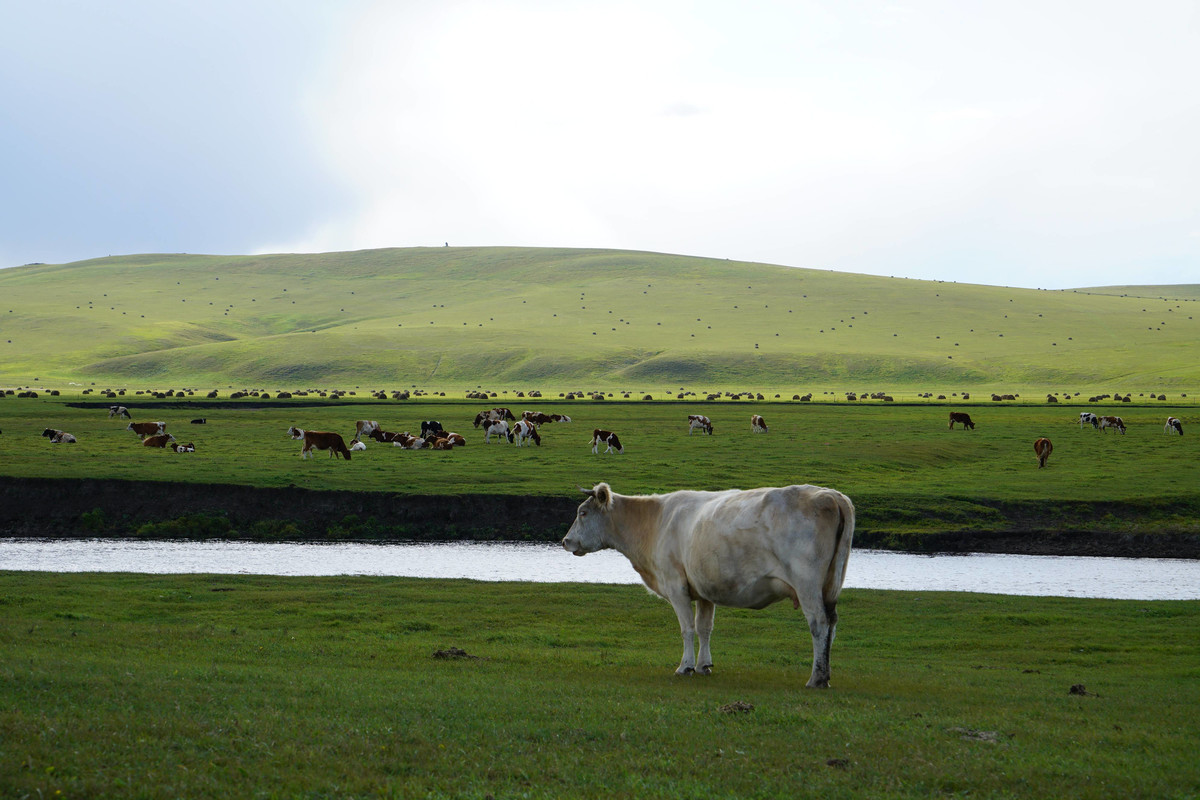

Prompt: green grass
[
  {"left": 1, "top": 572, "right": 1197, "bottom": 799},
  {"left": 1, "top": 247, "right": 1198, "bottom": 391},
  {"left": 3, "top": 396, "right": 1197, "bottom": 506},
  {"left": 4, "top": 396, "right": 1198, "bottom": 541}
]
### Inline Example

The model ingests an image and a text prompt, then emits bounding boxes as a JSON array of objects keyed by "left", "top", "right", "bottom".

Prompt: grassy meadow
[
  {"left": 1, "top": 247, "right": 1197, "bottom": 392},
  {"left": 2, "top": 572, "right": 1198, "bottom": 799},
  {"left": 2, "top": 395, "right": 1197, "bottom": 505}
]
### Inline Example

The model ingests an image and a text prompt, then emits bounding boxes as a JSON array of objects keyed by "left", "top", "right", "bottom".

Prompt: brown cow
[
  {"left": 591, "top": 429, "right": 623, "bottom": 454},
  {"left": 948, "top": 412, "right": 975, "bottom": 430},
  {"left": 751, "top": 414, "right": 768, "bottom": 433},
  {"left": 127, "top": 421, "right": 166, "bottom": 438},
  {"left": 1034, "top": 437, "right": 1052, "bottom": 468},
  {"left": 142, "top": 433, "right": 177, "bottom": 448},
  {"left": 288, "top": 426, "right": 352, "bottom": 459}
]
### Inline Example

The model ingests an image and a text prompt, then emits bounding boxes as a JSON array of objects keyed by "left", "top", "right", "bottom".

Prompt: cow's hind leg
[
  {"left": 695, "top": 599, "right": 716, "bottom": 675},
  {"left": 798, "top": 589, "right": 837, "bottom": 688},
  {"left": 667, "top": 594, "right": 698, "bottom": 675}
]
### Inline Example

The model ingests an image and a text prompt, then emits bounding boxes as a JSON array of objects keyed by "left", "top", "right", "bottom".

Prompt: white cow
[
  {"left": 562, "top": 482, "right": 855, "bottom": 688},
  {"left": 483, "top": 419, "right": 510, "bottom": 443},
  {"left": 1079, "top": 412, "right": 1098, "bottom": 429},
  {"left": 1165, "top": 416, "right": 1184, "bottom": 436}
]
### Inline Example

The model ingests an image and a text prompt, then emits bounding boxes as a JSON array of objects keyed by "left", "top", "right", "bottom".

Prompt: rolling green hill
[{"left": 1, "top": 247, "right": 1197, "bottom": 393}]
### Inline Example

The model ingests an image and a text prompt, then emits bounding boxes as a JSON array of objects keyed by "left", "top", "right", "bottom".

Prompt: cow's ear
[{"left": 592, "top": 482, "right": 613, "bottom": 510}]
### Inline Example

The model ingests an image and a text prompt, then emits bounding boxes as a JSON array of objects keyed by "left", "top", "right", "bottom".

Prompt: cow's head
[
  {"left": 562, "top": 483, "right": 614, "bottom": 556},
  {"left": 287, "top": 426, "right": 303, "bottom": 439}
]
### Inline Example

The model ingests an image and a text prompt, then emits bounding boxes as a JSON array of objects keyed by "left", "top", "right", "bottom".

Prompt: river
[{"left": 2, "top": 539, "right": 1199, "bottom": 599}]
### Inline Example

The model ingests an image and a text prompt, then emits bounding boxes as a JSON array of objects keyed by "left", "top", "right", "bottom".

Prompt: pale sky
[{"left": 2, "top": 1, "right": 1198, "bottom": 289}]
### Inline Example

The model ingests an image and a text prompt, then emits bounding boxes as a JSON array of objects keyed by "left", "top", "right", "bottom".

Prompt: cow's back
[{"left": 662, "top": 486, "right": 852, "bottom": 610}]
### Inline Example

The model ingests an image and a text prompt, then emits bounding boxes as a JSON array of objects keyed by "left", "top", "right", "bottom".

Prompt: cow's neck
[{"left": 604, "top": 496, "right": 663, "bottom": 571}]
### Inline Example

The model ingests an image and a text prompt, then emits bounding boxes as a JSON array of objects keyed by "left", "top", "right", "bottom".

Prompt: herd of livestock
[{"left": 26, "top": 404, "right": 1186, "bottom": 470}]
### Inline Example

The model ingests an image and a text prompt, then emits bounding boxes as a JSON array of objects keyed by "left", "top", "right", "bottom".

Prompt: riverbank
[{"left": 2, "top": 476, "right": 1198, "bottom": 558}]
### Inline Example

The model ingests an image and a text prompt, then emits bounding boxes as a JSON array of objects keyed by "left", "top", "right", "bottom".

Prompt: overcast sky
[{"left": 2, "top": 1, "right": 1198, "bottom": 289}]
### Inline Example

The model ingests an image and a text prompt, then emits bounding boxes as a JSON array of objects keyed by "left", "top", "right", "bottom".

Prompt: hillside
[{"left": 1, "top": 247, "right": 1197, "bottom": 392}]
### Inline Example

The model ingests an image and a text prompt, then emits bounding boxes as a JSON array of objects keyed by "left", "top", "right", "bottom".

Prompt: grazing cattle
[
  {"left": 142, "top": 433, "right": 177, "bottom": 448},
  {"left": 1034, "top": 437, "right": 1053, "bottom": 468},
  {"left": 349, "top": 439, "right": 367, "bottom": 451},
  {"left": 522, "top": 411, "right": 573, "bottom": 426},
  {"left": 127, "top": 421, "right": 167, "bottom": 438},
  {"left": 687, "top": 414, "right": 713, "bottom": 435},
  {"left": 354, "top": 420, "right": 380, "bottom": 440},
  {"left": 171, "top": 441, "right": 196, "bottom": 453},
  {"left": 590, "top": 429, "right": 623, "bottom": 454},
  {"left": 751, "top": 414, "right": 768, "bottom": 433},
  {"left": 421, "top": 420, "right": 445, "bottom": 438},
  {"left": 1165, "top": 417, "right": 1184, "bottom": 436},
  {"left": 948, "top": 412, "right": 975, "bottom": 430},
  {"left": 508, "top": 419, "right": 542, "bottom": 447},
  {"left": 483, "top": 419, "right": 510, "bottom": 443},
  {"left": 473, "top": 408, "right": 516, "bottom": 428},
  {"left": 1079, "top": 412, "right": 1099, "bottom": 429},
  {"left": 562, "top": 482, "right": 855, "bottom": 687},
  {"left": 1097, "top": 416, "right": 1126, "bottom": 434},
  {"left": 108, "top": 405, "right": 131, "bottom": 419},
  {"left": 41, "top": 428, "right": 76, "bottom": 443},
  {"left": 287, "top": 426, "right": 353, "bottom": 459}
]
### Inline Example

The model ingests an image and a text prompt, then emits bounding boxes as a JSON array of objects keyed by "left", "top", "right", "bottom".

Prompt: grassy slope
[
  {"left": 1, "top": 247, "right": 1197, "bottom": 391},
  {"left": 2, "top": 573, "right": 1198, "bottom": 799}
]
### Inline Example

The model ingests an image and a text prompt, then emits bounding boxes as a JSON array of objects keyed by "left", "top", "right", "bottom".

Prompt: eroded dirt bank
[{"left": 1, "top": 477, "right": 1198, "bottom": 558}]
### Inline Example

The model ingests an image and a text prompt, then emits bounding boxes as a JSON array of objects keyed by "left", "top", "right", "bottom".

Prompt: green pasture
[
  {"left": 2, "top": 396, "right": 1198, "bottom": 537},
  {"left": 1, "top": 247, "right": 1197, "bottom": 391},
  {"left": 1, "top": 572, "right": 1197, "bottom": 799}
]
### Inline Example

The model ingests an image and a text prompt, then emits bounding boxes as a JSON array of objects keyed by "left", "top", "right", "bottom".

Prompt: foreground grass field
[
  {"left": 1, "top": 247, "right": 1197, "bottom": 390},
  {"left": 1, "top": 572, "right": 1197, "bottom": 799}
]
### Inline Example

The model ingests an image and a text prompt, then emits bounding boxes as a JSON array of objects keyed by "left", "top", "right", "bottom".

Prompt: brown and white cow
[
  {"left": 522, "top": 411, "right": 573, "bottom": 426},
  {"left": 354, "top": 420, "right": 380, "bottom": 440},
  {"left": 688, "top": 414, "right": 713, "bottom": 435},
  {"left": 172, "top": 441, "right": 196, "bottom": 453},
  {"left": 483, "top": 419, "right": 510, "bottom": 443},
  {"left": 288, "top": 426, "right": 353, "bottom": 459},
  {"left": 1097, "top": 416, "right": 1126, "bottom": 434},
  {"left": 591, "top": 429, "right": 623, "bottom": 454},
  {"left": 948, "top": 412, "right": 975, "bottom": 430},
  {"left": 508, "top": 419, "right": 542, "bottom": 447},
  {"left": 108, "top": 405, "right": 131, "bottom": 419},
  {"left": 473, "top": 408, "right": 516, "bottom": 428},
  {"left": 751, "top": 414, "right": 768, "bottom": 433},
  {"left": 349, "top": 439, "right": 367, "bottom": 452},
  {"left": 127, "top": 421, "right": 167, "bottom": 438},
  {"left": 1165, "top": 417, "right": 1184, "bottom": 436},
  {"left": 42, "top": 428, "right": 77, "bottom": 443},
  {"left": 562, "top": 482, "right": 855, "bottom": 687},
  {"left": 1034, "top": 437, "right": 1053, "bottom": 468},
  {"left": 391, "top": 433, "right": 427, "bottom": 449},
  {"left": 142, "top": 433, "right": 177, "bottom": 448}
]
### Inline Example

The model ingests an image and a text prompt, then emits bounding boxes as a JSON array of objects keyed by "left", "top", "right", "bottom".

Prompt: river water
[{"left": 1, "top": 539, "right": 1198, "bottom": 599}]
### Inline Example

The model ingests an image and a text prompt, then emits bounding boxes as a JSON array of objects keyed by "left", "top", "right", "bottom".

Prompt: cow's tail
[{"left": 822, "top": 491, "right": 856, "bottom": 606}]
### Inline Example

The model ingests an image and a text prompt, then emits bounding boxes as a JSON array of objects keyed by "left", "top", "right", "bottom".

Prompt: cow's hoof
[
  {"left": 698, "top": 664, "right": 713, "bottom": 676},
  {"left": 675, "top": 666, "right": 695, "bottom": 676},
  {"left": 806, "top": 678, "right": 830, "bottom": 689}
]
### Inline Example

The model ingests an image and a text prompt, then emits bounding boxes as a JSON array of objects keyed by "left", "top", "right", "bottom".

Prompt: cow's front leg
[
  {"left": 695, "top": 599, "right": 716, "bottom": 675},
  {"left": 667, "top": 594, "right": 697, "bottom": 675}
]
